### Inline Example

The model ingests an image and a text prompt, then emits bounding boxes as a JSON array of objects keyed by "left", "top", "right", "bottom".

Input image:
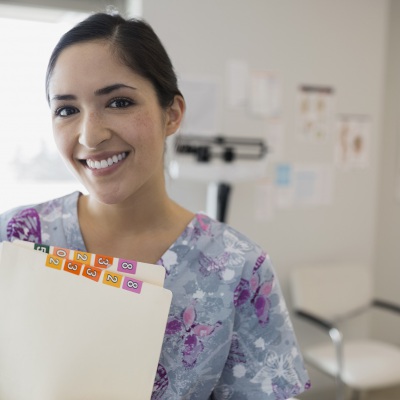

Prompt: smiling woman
[
  {"left": 0, "top": 10, "right": 309, "bottom": 400},
  {"left": 47, "top": 36, "right": 184, "bottom": 208}
]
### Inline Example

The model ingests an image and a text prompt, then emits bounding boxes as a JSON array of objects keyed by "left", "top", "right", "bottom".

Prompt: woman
[{"left": 0, "top": 12, "right": 309, "bottom": 399}]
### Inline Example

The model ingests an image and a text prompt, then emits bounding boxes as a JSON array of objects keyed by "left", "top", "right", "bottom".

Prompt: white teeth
[{"left": 86, "top": 152, "right": 127, "bottom": 170}]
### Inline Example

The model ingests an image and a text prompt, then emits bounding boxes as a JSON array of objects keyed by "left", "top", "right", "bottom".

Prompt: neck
[
  {"left": 80, "top": 185, "right": 178, "bottom": 235},
  {"left": 77, "top": 174, "right": 195, "bottom": 262}
]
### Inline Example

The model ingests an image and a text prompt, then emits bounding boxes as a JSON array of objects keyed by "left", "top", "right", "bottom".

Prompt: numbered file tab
[
  {"left": 45, "top": 254, "right": 63, "bottom": 270},
  {"left": 122, "top": 277, "right": 142, "bottom": 294},
  {"left": 94, "top": 254, "right": 114, "bottom": 269},
  {"left": 103, "top": 271, "right": 123, "bottom": 288},
  {"left": 82, "top": 265, "right": 102, "bottom": 282},
  {"left": 63, "top": 260, "right": 83, "bottom": 276},
  {"left": 117, "top": 259, "right": 137, "bottom": 275}
]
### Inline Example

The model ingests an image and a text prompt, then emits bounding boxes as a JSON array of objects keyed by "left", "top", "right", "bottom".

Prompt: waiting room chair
[{"left": 290, "top": 264, "right": 400, "bottom": 400}]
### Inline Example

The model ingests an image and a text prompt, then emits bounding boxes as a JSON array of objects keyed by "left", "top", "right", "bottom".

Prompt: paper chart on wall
[
  {"left": 226, "top": 59, "right": 249, "bottom": 109},
  {"left": 0, "top": 241, "right": 172, "bottom": 400},
  {"left": 334, "top": 114, "right": 370, "bottom": 169},
  {"left": 250, "top": 70, "right": 282, "bottom": 118},
  {"left": 179, "top": 76, "right": 220, "bottom": 135},
  {"left": 274, "top": 163, "right": 334, "bottom": 208},
  {"left": 296, "top": 85, "right": 335, "bottom": 141},
  {"left": 275, "top": 163, "right": 294, "bottom": 208},
  {"left": 292, "top": 165, "right": 334, "bottom": 206}
]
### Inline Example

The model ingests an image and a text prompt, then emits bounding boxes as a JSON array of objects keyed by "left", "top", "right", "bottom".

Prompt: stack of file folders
[{"left": 0, "top": 240, "right": 172, "bottom": 400}]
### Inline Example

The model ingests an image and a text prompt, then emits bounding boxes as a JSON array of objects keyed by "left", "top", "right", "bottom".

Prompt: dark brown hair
[{"left": 45, "top": 12, "right": 182, "bottom": 108}]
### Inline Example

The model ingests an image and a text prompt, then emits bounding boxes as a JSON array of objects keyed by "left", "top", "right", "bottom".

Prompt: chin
[{"left": 82, "top": 184, "right": 127, "bottom": 206}]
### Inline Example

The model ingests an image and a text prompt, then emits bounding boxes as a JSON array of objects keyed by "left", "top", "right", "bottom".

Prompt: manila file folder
[{"left": 0, "top": 241, "right": 172, "bottom": 400}]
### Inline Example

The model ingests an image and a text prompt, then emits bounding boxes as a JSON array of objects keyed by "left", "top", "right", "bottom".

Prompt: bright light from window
[{"left": 0, "top": 13, "right": 88, "bottom": 213}]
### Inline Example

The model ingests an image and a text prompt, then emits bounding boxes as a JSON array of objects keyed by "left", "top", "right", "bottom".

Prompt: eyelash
[
  {"left": 54, "top": 97, "right": 134, "bottom": 117},
  {"left": 108, "top": 97, "right": 134, "bottom": 109},
  {"left": 54, "top": 105, "right": 77, "bottom": 117}
]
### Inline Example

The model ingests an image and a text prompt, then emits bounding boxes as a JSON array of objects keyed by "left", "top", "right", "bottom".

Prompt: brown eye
[
  {"left": 55, "top": 106, "right": 78, "bottom": 117},
  {"left": 108, "top": 98, "right": 133, "bottom": 108}
]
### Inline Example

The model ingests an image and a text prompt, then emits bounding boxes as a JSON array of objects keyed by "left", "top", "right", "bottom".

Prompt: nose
[{"left": 78, "top": 111, "right": 111, "bottom": 149}]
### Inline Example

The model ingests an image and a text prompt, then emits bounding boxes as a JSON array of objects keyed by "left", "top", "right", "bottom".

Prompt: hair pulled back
[{"left": 45, "top": 12, "right": 182, "bottom": 108}]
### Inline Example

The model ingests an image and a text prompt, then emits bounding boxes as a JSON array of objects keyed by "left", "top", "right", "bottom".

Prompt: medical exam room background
[{"left": 0, "top": 0, "right": 399, "bottom": 398}]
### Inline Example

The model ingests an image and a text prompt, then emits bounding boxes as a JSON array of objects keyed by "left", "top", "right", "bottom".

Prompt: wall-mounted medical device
[{"left": 169, "top": 135, "right": 268, "bottom": 222}]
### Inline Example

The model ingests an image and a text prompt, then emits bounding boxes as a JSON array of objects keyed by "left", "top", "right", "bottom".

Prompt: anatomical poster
[
  {"left": 334, "top": 114, "right": 370, "bottom": 169},
  {"left": 296, "top": 85, "right": 335, "bottom": 141}
]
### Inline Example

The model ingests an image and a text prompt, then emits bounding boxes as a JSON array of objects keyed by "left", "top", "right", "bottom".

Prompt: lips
[{"left": 83, "top": 151, "right": 128, "bottom": 170}]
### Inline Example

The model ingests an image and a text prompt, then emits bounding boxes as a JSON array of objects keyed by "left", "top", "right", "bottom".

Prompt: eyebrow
[
  {"left": 94, "top": 83, "right": 137, "bottom": 96},
  {"left": 50, "top": 83, "right": 137, "bottom": 102}
]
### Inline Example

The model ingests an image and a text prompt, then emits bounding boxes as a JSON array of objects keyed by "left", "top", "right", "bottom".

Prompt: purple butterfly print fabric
[
  {"left": 0, "top": 192, "right": 310, "bottom": 400},
  {"left": 6, "top": 208, "right": 42, "bottom": 243}
]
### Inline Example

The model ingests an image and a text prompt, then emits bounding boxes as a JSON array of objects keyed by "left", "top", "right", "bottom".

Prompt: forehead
[{"left": 48, "top": 40, "right": 150, "bottom": 96}]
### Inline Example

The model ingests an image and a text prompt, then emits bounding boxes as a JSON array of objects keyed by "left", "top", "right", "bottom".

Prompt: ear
[{"left": 165, "top": 95, "right": 185, "bottom": 137}]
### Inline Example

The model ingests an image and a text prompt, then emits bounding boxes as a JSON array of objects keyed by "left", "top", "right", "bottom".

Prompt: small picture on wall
[
  {"left": 334, "top": 114, "right": 371, "bottom": 169},
  {"left": 295, "top": 85, "right": 335, "bottom": 141}
]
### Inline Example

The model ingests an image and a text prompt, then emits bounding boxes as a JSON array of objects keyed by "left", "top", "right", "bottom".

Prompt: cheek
[
  {"left": 124, "top": 112, "right": 166, "bottom": 152},
  {"left": 52, "top": 125, "right": 73, "bottom": 159}
]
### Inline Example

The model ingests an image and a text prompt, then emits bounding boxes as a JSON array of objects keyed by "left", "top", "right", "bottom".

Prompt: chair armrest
[
  {"left": 295, "top": 309, "right": 345, "bottom": 389},
  {"left": 373, "top": 299, "right": 400, "bottom": 315},
  {"left": 295, "top": 309, "right": 336, "bottom": 332}
]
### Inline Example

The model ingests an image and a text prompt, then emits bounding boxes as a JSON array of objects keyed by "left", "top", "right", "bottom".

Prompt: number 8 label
[
  {"left": 117, "top": 258, "right": 137, "bottom": 275},
  {"left": 122, "top": 277, "right": 142, "bottom": 294}
]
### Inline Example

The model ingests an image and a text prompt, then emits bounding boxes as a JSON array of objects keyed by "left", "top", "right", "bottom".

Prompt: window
[
  {"left": 0, "top": 0, "right": 138, "bottom": 213},
  {"left": 0, "top": 11, "right": 90, "bottom": 212}
]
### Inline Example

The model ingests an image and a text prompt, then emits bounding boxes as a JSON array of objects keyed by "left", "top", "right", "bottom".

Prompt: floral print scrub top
[{"left": 0, "top": 191, "right": 310, "bottom": 400}]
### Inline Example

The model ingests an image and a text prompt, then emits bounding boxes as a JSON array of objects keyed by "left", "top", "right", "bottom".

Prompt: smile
[{"left": 85, "top": 152, "right": 127, "bottom": 170}]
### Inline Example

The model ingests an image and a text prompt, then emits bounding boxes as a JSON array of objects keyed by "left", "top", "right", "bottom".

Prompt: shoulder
[
  {"left": 0, "top": 191, "right": 80, "bottom": 243},
  {"left": 195, "top": 213, "right": 262, "bottom": 249},
  {"left": 191, "top": 213, "right": 268, "bottom": 276}
]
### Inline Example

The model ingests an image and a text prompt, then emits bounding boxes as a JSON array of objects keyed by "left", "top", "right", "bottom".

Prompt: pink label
[
  {"left": 117, "top": 259, "right": 137, "bottom": 275},
  {"left": 122, "top": 277, "right": 142, "bottom": 294}
]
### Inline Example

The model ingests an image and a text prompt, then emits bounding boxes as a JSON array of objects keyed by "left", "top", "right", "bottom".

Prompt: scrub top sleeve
[
  {"left": 211, "top": 255, "right": 310, "bottom": 400},
  {"left": 0, "top": 211, "right": 9, "bottom": 242}
]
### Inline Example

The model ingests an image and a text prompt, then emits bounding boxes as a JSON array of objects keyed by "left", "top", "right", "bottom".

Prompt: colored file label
[{"left": 103, "top": 271, "right": 123, "bottom": 288}]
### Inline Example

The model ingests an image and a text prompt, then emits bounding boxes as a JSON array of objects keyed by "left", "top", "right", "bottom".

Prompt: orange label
[
  {"left": 82, "top": 265, "right": 102, "bottom": 282},
  {"left": 103, "top": 271, "right": 122, "bottom": 288},
  {"left": 45, "top": 254, "right": 63, "bottom": 270},
  {"left": 74, "top": 251, "right": 91, "bottom": 264},
  {"left": 63, "top": 260, "right": 83, "bottom": 276},
  {"left": 94, "top": 254, "right": 113, "bottom": 269}
]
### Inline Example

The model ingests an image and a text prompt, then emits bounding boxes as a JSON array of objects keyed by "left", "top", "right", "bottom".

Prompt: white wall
[
  {"left": 374, "top": 0, "right": 400, "bottom": 346},
  {"left": 134, "top": 2, "right": 390, "bottom": 287},
  {"left": 130, "top": 0, "right": 390, "bottom": 396},
  {"left": 138, "top": 0, "right": 388, "bottom": 274}
]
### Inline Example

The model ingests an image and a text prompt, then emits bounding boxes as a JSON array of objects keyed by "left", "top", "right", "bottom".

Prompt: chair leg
[
  {"left": 351, "top": 390, "right": 367, "bottom": 400},
  {"left": 351, "top": 391, "right": 359, "bottom": 400},
  {"left": 335, "top": 377, "right": 346, "bottom": 400}
]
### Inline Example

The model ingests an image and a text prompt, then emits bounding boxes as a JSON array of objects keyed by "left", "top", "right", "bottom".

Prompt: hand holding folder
[{"left": 0, "top": 241, "right": 172, "bottom": 400}]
